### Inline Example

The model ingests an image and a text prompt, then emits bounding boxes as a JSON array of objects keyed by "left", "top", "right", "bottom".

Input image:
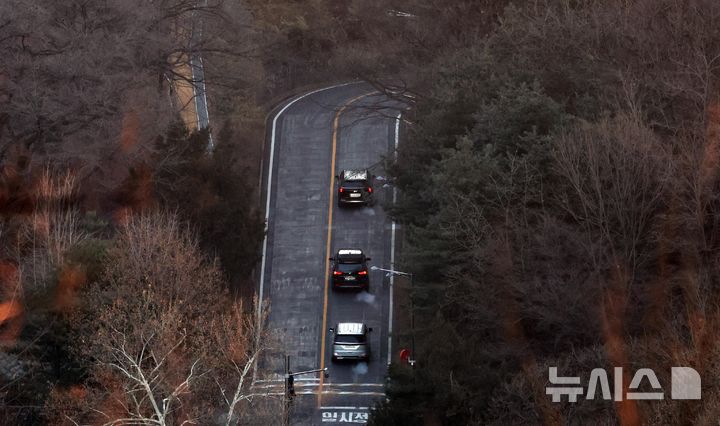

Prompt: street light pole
[
  {"left": 371, "top": 266, "right": 416, "bottom": 366},
  {"left": 283, "top": 355, "right": 290, "bottom": 426},
  {"left": 283, "top": 355, "right": 329, "bottom": 426},
  {"left": 408, "top": 272, "right": 415, "bottom": 365},
  {"left": 291, "top": 367, "right": 329, "bottom": 376}
]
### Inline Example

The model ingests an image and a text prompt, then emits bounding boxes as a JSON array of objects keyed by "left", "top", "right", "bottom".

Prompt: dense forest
[
  {"left": 369, "top": 1, "right": 720, "bottom": 425},
  {"left": 0, "top": 0, "right": 271, "bottom": 423},
  {"left": 2, "top": 0, "right": 720, "bottom": 424}
]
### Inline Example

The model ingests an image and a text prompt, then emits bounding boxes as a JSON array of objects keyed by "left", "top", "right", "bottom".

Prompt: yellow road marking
[
  {"left": 318, "top": 91, "right": 378, "bottom": 406},
  {"left": 170, "top": 54, "right": 199, "bottom": 131}
]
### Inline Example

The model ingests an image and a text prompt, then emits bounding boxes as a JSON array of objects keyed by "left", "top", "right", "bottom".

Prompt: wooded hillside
[
  {"left": 369, "top": 1, "right": 720, "bottom": 424},
  {"left": 3, "top": 0, "right": 720, "bottom": 424}
]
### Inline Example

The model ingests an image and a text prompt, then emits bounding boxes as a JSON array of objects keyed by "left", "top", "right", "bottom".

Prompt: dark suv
[
  {"left": 330, "top": 249, "right": 371, "bottom": 289},
  {"left": 336, "top": 169, "right": 373, "bottom": 206}
]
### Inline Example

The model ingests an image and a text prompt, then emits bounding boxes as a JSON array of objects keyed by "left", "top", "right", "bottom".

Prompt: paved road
[
  {"left": 189, "top": 54, "right": 213, "bottom": 149},
  {"left": 256, "top": 83, "right": 401, "bottom": 425}
]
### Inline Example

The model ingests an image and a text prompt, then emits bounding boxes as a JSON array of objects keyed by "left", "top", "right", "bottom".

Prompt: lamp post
[
  {"left": 283, "top": 355, "right": 328, "bottom": 426},
  {"left": 371, "top": 266, "right": 415, "bottom": 366}
]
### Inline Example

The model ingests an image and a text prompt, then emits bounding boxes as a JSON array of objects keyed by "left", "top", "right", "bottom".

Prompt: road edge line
[
  {"left": 255, "top": 82, "right": 361, "bottom": 384},
  {"left": 388, "top": 112, "right": 401, "bottom": 366}
]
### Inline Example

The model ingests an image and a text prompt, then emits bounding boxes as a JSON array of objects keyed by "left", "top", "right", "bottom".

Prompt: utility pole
[
  {"left": 370, "top": 266, "right": 417, "bottom": 366},
  {"left": 283, "top": 355, "right": 291, "bottom": 426},
  {"left": 283, "top": 355, "right": 328, "bottom": 426},
  {"left": 409, "top": 272, "right": 415, "bottom": 366}
]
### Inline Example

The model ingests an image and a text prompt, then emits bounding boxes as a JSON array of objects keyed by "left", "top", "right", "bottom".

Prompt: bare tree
[
  {"left": 74, "top": 307, "right": 271, "bottom": 426},
  {"left": 0, "top": 0, "right": 258, "bottom": 183},
  {"left": 212, "top": 303, "right": 272, "bottom": 426},
  {"left": 89, "top": 330, "right": 203, "bottom": 426},
  {"left": 45, "top": 211, "right": 280, "bottom": 425},
  {"left": 551, "top": 114, "right": 672, "bottom": 279}
]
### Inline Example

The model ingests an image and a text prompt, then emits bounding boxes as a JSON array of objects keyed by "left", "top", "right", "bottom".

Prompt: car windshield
[
  {"left": 337, "top": 263, "right": 363, "bottom": 273},
  {"left": 335, "top": 335, "right": 366, "bottom": 344},
  {"left": 342, "top": 180, "right": 368, "bottom": 188}
]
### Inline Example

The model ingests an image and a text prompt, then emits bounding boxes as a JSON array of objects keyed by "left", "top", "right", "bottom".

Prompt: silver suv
[{"left": 330, "top": 322, "right": 372, "bottom": 362}]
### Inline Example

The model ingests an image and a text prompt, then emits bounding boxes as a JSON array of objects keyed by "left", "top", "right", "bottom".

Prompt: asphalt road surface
[
  {"left": 256, "top": 82, "right": 402, "bottom": 425},
  {"left": 190, "top": 54, "right": 213, "bottom": 149}
]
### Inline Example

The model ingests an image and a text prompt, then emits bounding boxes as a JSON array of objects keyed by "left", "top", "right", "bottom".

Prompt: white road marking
[
  {"left": 252, "top": 382, "right": 382, "bottom": 390},
  {"left": 388, "top": 112, "right": 401, "bottom": 366},
  {"left": 252, "top": 382, "right": 323, "bottom": 389},
  {"left": 255, "top": 81, "right": 361, "bottom": 383},
  {"left": 245, "top": 391, "right": 384, "bottom": 397},
  {"left": 254, "top": 378, "right": 320, "bottom": 383},
  {"left": 321, "top": 391, "right": 385, "bottom": 396},
  {"left": 320, "top": 406, "right": 369, "bottom": 410},
  {"left": 323, "top": 383, "right": 384, "bottom": 388}
]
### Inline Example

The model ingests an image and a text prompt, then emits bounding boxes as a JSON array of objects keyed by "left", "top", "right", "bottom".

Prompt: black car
[
  {"left": 336, "top": 169, "right": 373, "bottom": 206},
  {"left": 330, "top": 249, "right": 371, "bottom": 289}
]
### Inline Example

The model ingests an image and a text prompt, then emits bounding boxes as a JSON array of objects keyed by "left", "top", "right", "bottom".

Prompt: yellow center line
[{"left": 318, "top": 91, "right": 378, "bottom": 406}]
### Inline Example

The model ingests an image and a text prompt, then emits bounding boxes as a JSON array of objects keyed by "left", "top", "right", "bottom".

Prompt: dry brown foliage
[
  {"left": 47, "top": 211, "right": 279, "bottom": 425},
  {"left": 552, "top": 115, "right": 673, "bottom": 278}
]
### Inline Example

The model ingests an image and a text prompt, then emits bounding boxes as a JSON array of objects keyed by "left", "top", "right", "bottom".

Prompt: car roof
[
  {"left": 338, "top": 249, "right": 363, "bottom": 256},
  {"left": 337, "top": 249, "right": 365, "bottom": 263},
  {"left": 342, "top": 170, "right": 368, "bottom": 181},
  {"left": 336, "top": 322, "right": 366, "bottom": 335}
]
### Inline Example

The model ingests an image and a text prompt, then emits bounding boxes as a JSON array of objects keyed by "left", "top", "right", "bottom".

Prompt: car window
[
  {"left": 337, "top": 254, "right": 363, "bottom": 263},
  {"left": 335, "top": 335, "right": 366, "bottom": 344},
  {"left": 341, "top": 180, "right": 368, "bottom": 188},
  {"left": 337, "top": 263, "right": 363, "bottom": 273}
]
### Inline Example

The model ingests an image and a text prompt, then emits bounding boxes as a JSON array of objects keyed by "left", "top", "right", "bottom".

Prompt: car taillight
[
  {"left": 333, "top": 271, "right": 343, "bottom": 275},
  {"left": 367, "top": 187, "right": 373, "bottom": 193},
  {"left": 339, "top": 187, "right": 344, "bottom": 193},
  {"left": 358, "top": 270, "right": 368, "bottom": 275}
]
